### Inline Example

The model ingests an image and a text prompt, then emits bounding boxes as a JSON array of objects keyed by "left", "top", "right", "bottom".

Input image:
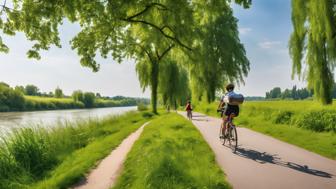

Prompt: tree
[
  {"left": 289, "top": 0, "right": 336, "bottom": 104},
  {"left": 15, "top": 86, "right": 25, "bottom": 94},
  {"left": 190, "top": 1, "right": 249, "bottom": 102},
  {"left": 158, "top": 58, "right": 190, "bottom": 108},
  {"left": 0, "top": 82, "right": 10, "bottom": 88},
  {"left": 266, "top": 87, "right": 282, "bottom": 99},
  {"left": 292, "top": 85, "right": 298, "bottom": 100},
  {"left": 72, "top": 90, "right": 84, "bottom": 102},
  {"left": 0, "top": 84, "right": 25, "bottom": 111},
  {"left": 83, "top": 92, "right": 95, "bottom": 108},
  {"left": 25, "top": 85, "right": 39, "bottom": 96},
  {"left": 0, "top": 0, "right": 252, "bottom": 112},
  {"left": 95, "top": 93, "right": 101, "bottom": 98},
  {"left": 54, "top": 87, "right": 63, "bottom": 98},
  {"left": 281, "top": 89, "right": 292, "bottom": 99}
]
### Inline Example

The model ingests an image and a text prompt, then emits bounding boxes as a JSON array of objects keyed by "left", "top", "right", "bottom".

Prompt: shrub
[
  {"left": 273, "top": 111, "right": 293, "bottom": 124},
  {"left": 0, "top": 84, "right": 25, "bottom": 111},
  {"left": 137, "top": 103, "right": 148, "bottom": 111},
  {"left": 83, "top": 92, "right": 95, "bottom": 108},
  {"left": 142, "top": 112, "right": 154, "bottom": 118},
  {"left": 296, "top": 110, "right": 336, "bottom": 132}
]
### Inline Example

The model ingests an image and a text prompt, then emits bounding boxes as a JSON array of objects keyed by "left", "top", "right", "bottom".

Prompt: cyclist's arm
[{"left": 218, "top": 100, "right": 224, "bottom": 110}]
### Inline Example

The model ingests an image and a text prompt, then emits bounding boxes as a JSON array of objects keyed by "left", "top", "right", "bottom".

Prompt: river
[{"left": 0, "top": 106, "right": 137, "bottom": 133}]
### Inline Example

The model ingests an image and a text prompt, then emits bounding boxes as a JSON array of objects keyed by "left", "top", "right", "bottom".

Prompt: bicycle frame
[{"left": 219, "top": 112, "right": 238, "bottom": 152}]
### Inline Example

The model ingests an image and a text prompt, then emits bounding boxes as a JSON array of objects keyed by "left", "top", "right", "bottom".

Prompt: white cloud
[
  {"left": 239, "top": 27, "right": 252, "bottom": 35},
  {"left": 258, "top": 40, "right": 282, "bottom": 49}
]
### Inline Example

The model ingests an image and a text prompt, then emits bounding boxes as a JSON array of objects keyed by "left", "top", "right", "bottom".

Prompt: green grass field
[
  {"left": 0, "top": 111, "right": 155, "bottom": 189},
  {"left": 113, "top": 113, "right": 231, "bottom": 189},
  {"left": 194, "top": 100, "right": 336, "bottom": 159}
]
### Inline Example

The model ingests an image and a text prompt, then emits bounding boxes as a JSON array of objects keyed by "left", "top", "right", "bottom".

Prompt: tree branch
[
  {"left": 122, "top": 18, "right": 192, "bottom": 51},
  {"left": 126, "top": 3, "right": 168, "bottom": 20},
  {"left": 135, "top": 43, "right": 154, "bottom": 63},
  {"left": 158, "top": 44, "right": 174, "bottom": 61}
]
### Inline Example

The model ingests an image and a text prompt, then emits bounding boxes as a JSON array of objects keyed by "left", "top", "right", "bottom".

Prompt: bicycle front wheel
[{"left": 228, "top": 126, "right": 238, "bottom": 152}]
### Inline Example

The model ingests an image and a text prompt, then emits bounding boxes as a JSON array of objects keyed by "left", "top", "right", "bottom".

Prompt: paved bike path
[{"left": 178, "top": 112, "right": 336, "bottom": 189}]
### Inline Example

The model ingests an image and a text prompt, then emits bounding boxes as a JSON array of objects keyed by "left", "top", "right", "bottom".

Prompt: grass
[
  {"left": 0, "top": 111, "right": 155, "bottom": 189},
  {"left": 113, "top": 113, "right": 231, "bottom": 189},
  {"left": 194, "top": 100, "right": 336, "bottom": 159}
]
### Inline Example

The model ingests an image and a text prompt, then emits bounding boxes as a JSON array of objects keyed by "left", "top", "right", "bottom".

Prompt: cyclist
[
  {"left": 218, "top": 84, "right": 240, "bottom": 138},
  {"left": 185, "top": 101, "right": 192, "bottom": 119}
]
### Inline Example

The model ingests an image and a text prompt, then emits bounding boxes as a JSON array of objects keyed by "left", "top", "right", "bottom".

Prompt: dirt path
[
  {"left": 73, "top": 122, "right": 150, "bottom": 189},
  {"left": 179, "top": 112, "right": 336, "bottom": 189}
]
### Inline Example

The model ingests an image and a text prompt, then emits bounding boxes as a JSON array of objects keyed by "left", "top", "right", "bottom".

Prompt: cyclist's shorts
[{"left": 224, "top": 104, "right": 239, "bottom": 117}]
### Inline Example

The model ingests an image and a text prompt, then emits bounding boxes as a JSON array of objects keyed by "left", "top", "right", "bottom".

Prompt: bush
[
  {"left": 83, "top": 92, "right": 95, "bottom": 108},
  {"left": 142, "top": 112, "right": 154, "bottom": 118},
  {"left": 137, "top": 103, "right": 148, "bottom": 111},
  {"left": 273, "top": 111, "right": 293, "bottom": 124},
  {"left": 0, "top": 84, "right": 25, "bottom": 111},
  {"left": 296, "top": 110, "right": 336, "bottom": 132}
]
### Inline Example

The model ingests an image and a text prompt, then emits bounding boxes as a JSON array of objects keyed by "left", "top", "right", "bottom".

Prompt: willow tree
[
  {"left": 132, "top": 40, "right": 175, "bottom": 113},
  {"left": 289, "top": 0, "right": 336, "bottom": 104},
  {"left": 0, "top": 0, "right": 251, "bottom": 111},
  {"left": 158, "top": 58, "right": 190, "bottom": 109},
  {"left": 190, "top": 1, "right": 250, "bottom": 102},
  {"left": 0, "top": 1, "right": 192, "bottom": 68}
]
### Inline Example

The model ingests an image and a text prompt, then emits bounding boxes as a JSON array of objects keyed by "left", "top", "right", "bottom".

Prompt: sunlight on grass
[{"left": 113, "top": 113, "right": 231, "bottom": 189}]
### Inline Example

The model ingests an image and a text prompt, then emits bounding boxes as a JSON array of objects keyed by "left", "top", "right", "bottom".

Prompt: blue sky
[{"left": 0, "top": 0, "right": 305, "bottom": 97}]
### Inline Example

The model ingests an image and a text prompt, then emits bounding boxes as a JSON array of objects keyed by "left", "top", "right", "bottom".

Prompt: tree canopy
[
  {"left": 0, "top": 0, "right": 252, "bottom": 112},
  {"left": 190, "top": 1, "right": 250, "bottom": 102},
  {"left": 289, "top": 0, "right": 336, "bottom": 104}
]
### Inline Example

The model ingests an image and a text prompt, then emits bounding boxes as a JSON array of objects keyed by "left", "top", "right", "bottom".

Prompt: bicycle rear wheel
[{"left": 228, "top": 126, "right": 238, "bottom": 152}]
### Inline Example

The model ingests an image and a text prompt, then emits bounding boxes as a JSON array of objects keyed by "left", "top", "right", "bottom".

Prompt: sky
[{"left": 0, "top": 0, "right": 306, "bottom": 97}]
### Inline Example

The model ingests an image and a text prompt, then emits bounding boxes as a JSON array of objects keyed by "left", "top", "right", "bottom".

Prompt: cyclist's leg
[{"left": 221, "top": 116, "right": 229, "bottom": 136}]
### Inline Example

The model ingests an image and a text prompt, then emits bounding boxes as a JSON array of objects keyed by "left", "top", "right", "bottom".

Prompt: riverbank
[
  {"left": 0, "top": 96, "right": 143, "bottom": 112},
  {"left": 0, "top": 111, "right": 155, "bottom": 189},
  {"left": 194, "top": 100, "right": 336, "bottom": 159}
]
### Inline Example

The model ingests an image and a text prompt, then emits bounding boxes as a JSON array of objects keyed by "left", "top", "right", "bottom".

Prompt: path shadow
[
  {"left": 234, "top": 147, "right": 333, "bottom": 178},
  {"left": 191, "top": 118, "right": 208, "bottom": 122},
  {"left": 192, "top": 115, "right": 207, "bottom": 118}
]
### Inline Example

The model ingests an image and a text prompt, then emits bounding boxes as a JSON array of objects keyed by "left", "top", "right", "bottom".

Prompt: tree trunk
[
  {"left": 150, "top": 60, "right": 159, "bottom": 113},
  {"left": 320, "top": 43, "right": 333, "bottom": 105}
]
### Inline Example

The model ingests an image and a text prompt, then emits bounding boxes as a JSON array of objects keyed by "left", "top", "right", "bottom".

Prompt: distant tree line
[
  {"left": 266, "top": 84, "right": 336, "bottom": 100},
  {"left": 0, "top": 82, "right": 149, "bottom": 112},
  {"left": 244, "top": 96, "right": 265, "bottom": 101}
]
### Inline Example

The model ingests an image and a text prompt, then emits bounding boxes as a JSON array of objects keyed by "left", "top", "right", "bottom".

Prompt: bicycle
[
  {"left": 187, "top": 109, "right": 193, "bottom": 120},
  {"left": 218, "top": 110, "right": 238, "bottom": 152}
]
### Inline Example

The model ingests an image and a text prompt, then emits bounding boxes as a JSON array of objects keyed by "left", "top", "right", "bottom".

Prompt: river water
[{"left": 0, "top": 106, "right": 137, "bottom": 132}]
